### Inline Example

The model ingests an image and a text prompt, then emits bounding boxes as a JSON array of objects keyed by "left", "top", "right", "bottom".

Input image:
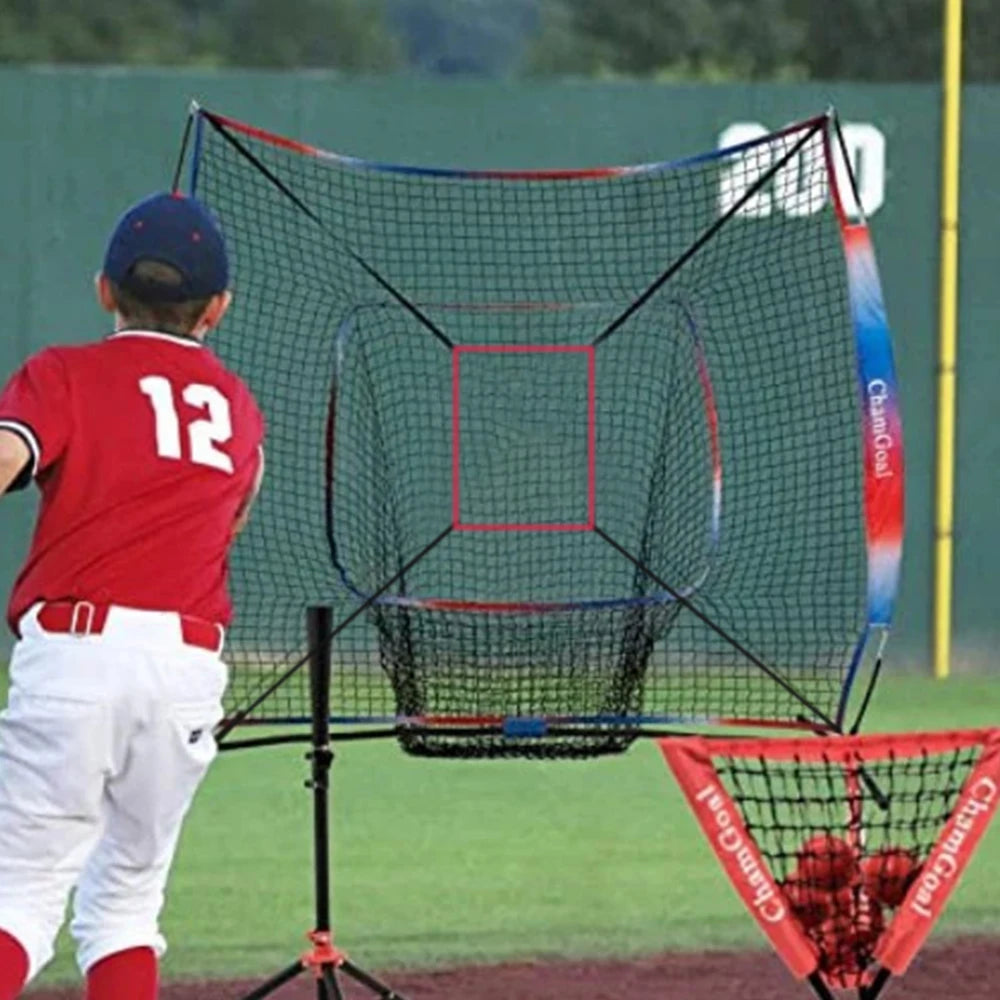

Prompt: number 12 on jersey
[{"left": 139, "top": 375, "right": 234, "bottom": 474}]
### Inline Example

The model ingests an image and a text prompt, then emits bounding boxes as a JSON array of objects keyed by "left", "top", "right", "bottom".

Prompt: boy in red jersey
[{"left": 0, "top": 192, "right": 264, "bottom": 1000}]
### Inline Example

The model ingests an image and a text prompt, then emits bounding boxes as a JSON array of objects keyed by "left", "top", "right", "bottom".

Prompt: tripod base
[{"left": 239, "top": 931, "right": 410, "bottom": 1000}]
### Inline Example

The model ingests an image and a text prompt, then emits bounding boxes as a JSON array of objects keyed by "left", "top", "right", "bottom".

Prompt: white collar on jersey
[{"left": 108, "top": 329, "right": 203, "bottom": 348}]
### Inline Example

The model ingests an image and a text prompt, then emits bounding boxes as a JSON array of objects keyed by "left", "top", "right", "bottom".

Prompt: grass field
[{"left": 3, "top": 672, "right": 995, "bottom": 986}]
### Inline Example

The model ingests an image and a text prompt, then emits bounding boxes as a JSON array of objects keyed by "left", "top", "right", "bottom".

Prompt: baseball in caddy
[
  {"left": 781, "top": 872, "right": 835, "bottom": 928},
  {"left": 795, "top": 834, "right": 858, "bottom": 890},
  {"left": 814, "top": 889, "right": 885, "bottom": 985},
  {"left": 860, "top": 847, "right": 921, "bottom": 908}
]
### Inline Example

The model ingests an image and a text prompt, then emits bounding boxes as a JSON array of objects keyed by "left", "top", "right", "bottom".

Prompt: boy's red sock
[
  {"left": 0, "top": 929, "right": 29, "bottom": 1000},
  {"left": 86, "top": 946, "right": 158, "bottom": 1000}
]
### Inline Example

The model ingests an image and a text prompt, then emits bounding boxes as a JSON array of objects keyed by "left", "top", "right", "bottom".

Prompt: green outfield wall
[{"left": 0, "top": 69, "right": 994, "bottom": 674}]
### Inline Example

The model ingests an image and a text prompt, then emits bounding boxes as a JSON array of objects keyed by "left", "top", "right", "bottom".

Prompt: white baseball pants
[{"left": 0, "top": 604, "right": 227, "bottom": 981}]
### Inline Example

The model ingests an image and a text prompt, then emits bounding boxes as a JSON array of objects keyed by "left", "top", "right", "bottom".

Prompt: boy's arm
[
  {"left": 0, "top": 428, "right": 31, "bottom": 495},
  {"left": 0, "top": 348, "right": 70, "bottom": 495},
  {"left": 232, "top": 445, "right": 265, "bottom": 537}
]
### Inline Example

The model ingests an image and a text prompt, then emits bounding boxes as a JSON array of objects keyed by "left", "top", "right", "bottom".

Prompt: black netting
[
  {"left": 716, "top": 744, "right": 979, "bottom": 988},
  {"left": 193, "top": 110, "right": 868, "bottom": 756}
]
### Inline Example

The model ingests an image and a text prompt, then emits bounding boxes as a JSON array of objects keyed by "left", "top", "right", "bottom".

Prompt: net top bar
[
  {"left": 666, "top": 729, "right": 1000, "bottom": 763},
  {"left": 201, "top": 108, "right": 830, "bottom": 182}
]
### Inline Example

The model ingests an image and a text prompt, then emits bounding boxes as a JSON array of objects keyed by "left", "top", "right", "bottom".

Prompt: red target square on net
[{"left": 452, "top": 345, "right": 596, "bottom": 531}]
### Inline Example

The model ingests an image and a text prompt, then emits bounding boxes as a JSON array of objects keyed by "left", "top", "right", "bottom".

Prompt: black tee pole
[
  {"left": 308, "top": 604, "right": 335, "bottom": 941},
  {"left": 237, "top": 606, "right": 407, "bottom": 1000}
]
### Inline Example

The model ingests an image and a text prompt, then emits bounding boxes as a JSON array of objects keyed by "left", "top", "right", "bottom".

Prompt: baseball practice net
[
  {"left": 181, "top": 107, "right": 902, "bottom": 755},
  {"left": 661, "top": 730, "right": 1000, "bottom": 998}
]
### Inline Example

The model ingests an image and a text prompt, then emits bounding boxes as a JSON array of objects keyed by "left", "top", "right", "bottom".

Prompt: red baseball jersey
[{"left": 0, "top": 329, "right": 264, "bottom": 633}]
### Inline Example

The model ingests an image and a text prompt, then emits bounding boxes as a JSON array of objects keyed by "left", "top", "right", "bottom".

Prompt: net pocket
[{"left": 373, "top": 602, "right": 679, "bottom": 758}]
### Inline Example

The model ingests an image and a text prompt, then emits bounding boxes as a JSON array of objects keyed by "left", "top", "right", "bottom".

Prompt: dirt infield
[{"left": 28, "top": 938, "right": 999, "bottom": 999}]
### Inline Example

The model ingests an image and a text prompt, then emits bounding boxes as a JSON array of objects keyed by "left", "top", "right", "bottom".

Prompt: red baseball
[
  {"left": 782, "top": 873, "right": 835, "bottom": 928},
  {"left": 813, "top": 891, "right": 884, "bottom": 987},
  {"left": 860, "top": 847, "right": 921, "bottom": 908},
  {"left": 814, "top": 916, "right": 856, "bottom": 985},
  {"left": 796, "top": 834, "right": 858, "bottom": 890}
]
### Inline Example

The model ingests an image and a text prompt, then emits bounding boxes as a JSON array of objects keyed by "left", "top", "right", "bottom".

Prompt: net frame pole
[
  {"left": 592, "top": 117, "right": 825, "bottom": 349},
  {"left": 201, "top": 110, "right": 455, "bottom": 352},
  {"left": 215, "top": 526, "right": 452, "bottom": 744},
  {"left": 593, "top": 526, "right": 838, "bottom": 730},
  {"left": 848, "top": 655, "right": 884, "bottom": 735},
  {"left": 817, "top": 113, "right": 900, "bottom": 785},
  {"left": 235, "top": 608, "right": 410, "bottom": 1000},
  {"left": 171, "top": 102, "right": 196, "bottom": 195}
]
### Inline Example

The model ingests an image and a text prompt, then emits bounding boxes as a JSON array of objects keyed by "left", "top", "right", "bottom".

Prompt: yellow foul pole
[{"left": 933, "top": 0, "right": 964, "bottom": 679}]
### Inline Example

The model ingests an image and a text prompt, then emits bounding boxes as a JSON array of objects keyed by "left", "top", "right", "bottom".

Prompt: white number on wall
[
  {"left": 717, "top": 121, "right": 886, "bottom": 220},
  {"left": 718, "top": 123, "right": 772, "bottom": 218},
  {"left": 139, "top": 375, "right": 234, "bottom": 474}
]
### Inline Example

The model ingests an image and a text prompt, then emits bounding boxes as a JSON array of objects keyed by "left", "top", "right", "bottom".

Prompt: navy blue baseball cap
[{"left": 103, "top": 191, "right": 229, "bottom": 302}]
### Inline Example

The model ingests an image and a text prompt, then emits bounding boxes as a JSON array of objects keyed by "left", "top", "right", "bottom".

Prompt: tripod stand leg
[
  {"left": 861, "top": 966, "right": 892, "bottom": 1000},
  {"left": 238, "top": 960, "right": 304, "bottom": 1000},
  {"left": 806, "top": 971, "right": 837, "bottom": 1000},
  {"left": 321, "top": 965, "right": 346, "bottom": 1000},
  {"left": 341, "top": 957, "right": 408, "bottom": 999}
]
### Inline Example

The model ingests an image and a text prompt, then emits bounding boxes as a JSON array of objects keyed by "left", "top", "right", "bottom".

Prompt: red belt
[{"left": 36, "top": 601, "right": 223, "bottom": 654}]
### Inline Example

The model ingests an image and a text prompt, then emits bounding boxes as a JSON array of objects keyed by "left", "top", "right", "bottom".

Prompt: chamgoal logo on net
[
  {"left": 695, "top": 782, "right": 787, "bottom": 924},
  {"left": 909, "top": 776, "right": 997, "bottom": 920},
  {"left": 717, "top": 121, "right": 886, "bottom": 220},
  {"left": 867, "top": 378, "right": 895, "bottom": 480}
]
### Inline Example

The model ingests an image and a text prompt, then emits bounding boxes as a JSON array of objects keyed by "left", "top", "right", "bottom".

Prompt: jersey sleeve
[
  {"left": 239, "top": 381, "right": 265, "bottom": 453},
  {"left": 0, "top": 348, "right": 72, "bottom": 487}
]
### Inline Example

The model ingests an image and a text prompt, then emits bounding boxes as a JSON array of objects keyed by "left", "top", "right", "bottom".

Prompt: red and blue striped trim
[
  {"left": 201, "top": 108, "right": 827, "bottom": 183},
  {"left": 824, "top": 120, "right": 904, "bottom": 724},
  {"left": 232, "top": 711, "right": 833, "bottom": 733}
]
